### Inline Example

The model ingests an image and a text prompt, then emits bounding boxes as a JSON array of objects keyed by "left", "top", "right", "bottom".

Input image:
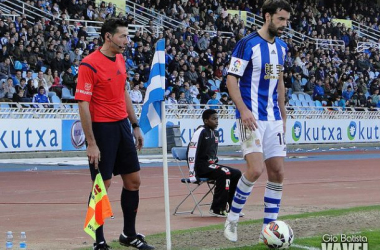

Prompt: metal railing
[
  {"left": 125, "top": 1, "right": 233, "bottom": 38},
  {"left": 352, "top": 20, "right": 380, "bottom": 43},
  {"left": 246, "top": 11, "right": 346, "bottom": 49},
  {"left": 357, "top": 41, "right": 380, "bottom": 52},
  {"left": 1, "top": 102, "right": 380, "bottom": 120},
  {"left": 2, "top": 0, "right": 54, "bottom": 24}
]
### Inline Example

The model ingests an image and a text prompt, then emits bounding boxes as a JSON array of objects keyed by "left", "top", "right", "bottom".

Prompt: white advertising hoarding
[
  {"left": 167, "top": 119, "right": 240, "bottom": 146},
  {"left": 286, "top": 119, "right": 380, "bottom": 143},
  {"left": 0, "top": 119, "right": 62, "bottom": 152}
]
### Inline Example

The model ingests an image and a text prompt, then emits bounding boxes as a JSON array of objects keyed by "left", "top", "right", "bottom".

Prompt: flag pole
[{"left": 161, "top": 100, "right": 171, "bottom": 250}]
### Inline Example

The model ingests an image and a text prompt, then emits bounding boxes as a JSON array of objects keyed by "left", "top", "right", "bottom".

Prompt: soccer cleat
[
  {"left": 209, "top": 209, "right": 228, "bottom": 218},
  {"left": 259, "top": 231, "right": 264, "bottom": 243},
  {"left": 239, "top": 212, "right": 245, "bottom": 217},
  {"left": 224, "top": 219, "right": 238, "bottom": 242},
  {"left": 93, "top": 242, "right": 112, "bottom": 250},
  {"left": 119, "top": 233, "right": 155, "bottom": 249}
]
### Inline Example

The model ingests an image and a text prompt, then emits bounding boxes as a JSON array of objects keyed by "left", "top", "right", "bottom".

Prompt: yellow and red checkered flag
[{"left": 84, "top": 173, "right": 113, "bottom": 240}]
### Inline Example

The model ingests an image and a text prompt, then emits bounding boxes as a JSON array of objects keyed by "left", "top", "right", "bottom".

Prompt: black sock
[
  {"left": 121, "top": 188, "right": 139, "bottom": 237},
  {"left": 88, "top": 192, "right": 105, "bottom": 244}
]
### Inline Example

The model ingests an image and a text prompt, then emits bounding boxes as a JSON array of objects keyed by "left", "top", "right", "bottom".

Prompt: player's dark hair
[
  {"left": 202, "top": 109, "right": 217, "bottom": 121},
  {"left": 100, "top": 18, "right": 128, "bottom": 41},
  {"left": 262, "top": 0, "right": 292, "bottom": 19}
]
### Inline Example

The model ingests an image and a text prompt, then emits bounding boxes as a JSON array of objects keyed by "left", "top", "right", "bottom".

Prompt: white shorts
[{"left": 237, "top": 119, "right": 286, "bottom": 160}]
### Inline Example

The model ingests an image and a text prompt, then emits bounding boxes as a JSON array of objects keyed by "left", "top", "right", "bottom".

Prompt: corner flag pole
[{"left": 161, "top": 101, "right": 171, "bottom": 250}]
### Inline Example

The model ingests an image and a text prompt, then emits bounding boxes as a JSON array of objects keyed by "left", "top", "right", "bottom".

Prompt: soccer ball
[{"left": 262, "top": 220, "right": 294, "bottom": 249}]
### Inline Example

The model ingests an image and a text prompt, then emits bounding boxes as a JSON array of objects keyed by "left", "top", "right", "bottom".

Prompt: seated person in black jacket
[{"left": 187, "top": 109, "right": 242, "bottom": 217}]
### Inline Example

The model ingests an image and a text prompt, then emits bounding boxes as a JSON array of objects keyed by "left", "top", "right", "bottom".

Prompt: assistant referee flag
[{"left": 84, "top": 173, "right": 113, "bottom": 240}]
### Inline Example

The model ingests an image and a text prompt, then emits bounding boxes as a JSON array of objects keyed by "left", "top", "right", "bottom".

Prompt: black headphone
[{"left": 107, "top": 34, "right": 123, "bottom": 49}]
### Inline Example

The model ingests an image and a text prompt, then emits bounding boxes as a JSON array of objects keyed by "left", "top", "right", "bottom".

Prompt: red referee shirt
[{"left": 75, "top": 50, "right": 128, "bottom": 122}]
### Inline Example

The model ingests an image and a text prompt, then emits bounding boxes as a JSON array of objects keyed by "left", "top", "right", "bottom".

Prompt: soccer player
[
  {"left": 187, "top": 109, "right": 242, "bottom": 217},
  {"left": 75, "top": 18, "right": 154, "bottom": 250},
  {"left": 223, "top": 0, "right": 292, "bottom": 243}
]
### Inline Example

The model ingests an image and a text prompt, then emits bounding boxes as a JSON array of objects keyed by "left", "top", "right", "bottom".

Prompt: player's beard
[{"left": 268, "top": 19, "right": 284, "bottom": 38}]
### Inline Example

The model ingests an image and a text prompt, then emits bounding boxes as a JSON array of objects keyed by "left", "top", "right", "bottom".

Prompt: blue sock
[
  {"left": 227, "top": 174, "right": 254, "bottom": 222},
  {"left": 262, "top": 181, "right": 283, "bottom": 231}
]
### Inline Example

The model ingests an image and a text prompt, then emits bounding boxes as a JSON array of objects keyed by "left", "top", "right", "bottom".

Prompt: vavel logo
[{"left": 321, "top": 234, "right": 368, "bottom": 250}]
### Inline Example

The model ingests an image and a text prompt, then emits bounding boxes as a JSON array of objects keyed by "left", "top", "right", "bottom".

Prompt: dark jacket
[{"left": 187, "top": 125, "right": 219, "bottom": 177}]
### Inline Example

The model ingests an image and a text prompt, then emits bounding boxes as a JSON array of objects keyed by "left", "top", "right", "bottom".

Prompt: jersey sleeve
[
  {"left": 228, "top": 39, "right": 253, "bottom": 77},
  {"left": 75, "top": 62, "right": 96, "bottom": 102},
  {"left": 187, "top": 127, "right": 204, "bottom": 183}
]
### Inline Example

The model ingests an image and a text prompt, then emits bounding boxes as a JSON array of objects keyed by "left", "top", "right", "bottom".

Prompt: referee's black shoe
[
  {"left": 119, "top": 233, "right": 155, "bottom": 249},
  {"left": 93, "top": 242, "right": 112, "bottom": 250}
]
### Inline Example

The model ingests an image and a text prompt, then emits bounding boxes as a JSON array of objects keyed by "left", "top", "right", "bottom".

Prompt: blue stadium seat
[
  {"left": 297, "top": 93, "right": 306, "bottom": 101},
  {"left": 287, "top": 88, "right": 293, "bottom": 99},
  {"left": 192, "top": 97, "right": 200, "bottom": 109},
  {"left": 207, "top": 79, "right": 215, "bottom": 87},
  {"left": 315, "top": 100, "right": 323, "bottom": 110},
  {"left": 214, "top": 80, "right": 221, "bottom": 88},
  {"left": 308, "top": 101, "right": 316, "bottom": 107},
  {"left": 295, "top": 100, "right": 302, "bottom": 107},
  {"left": 301, "top": 78, "right": 307, "bottom": 86},
  {"left": 210, "top": 85, "right": 218, "bottom": 91},
  {"left": 289, "top": 99, "right": 295, "bottom": 106},
  {"left": 61, "top": 88, "right": 75, "bottom": 100},
  {"left": 291, "top": 93, "right": 298, "bottom": 101},
  {"left": 304, "top": 93, "right": 312, "bottom": 102}
]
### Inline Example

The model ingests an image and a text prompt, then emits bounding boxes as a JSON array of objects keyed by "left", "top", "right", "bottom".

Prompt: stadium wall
[{"left": 0, "top": 118, "right": 379, "bottom": 152}]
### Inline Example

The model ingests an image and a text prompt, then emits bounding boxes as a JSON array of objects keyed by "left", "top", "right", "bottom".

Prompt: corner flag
[
  {"left": 139, "top": 38, "right": 166, "bottom": 134},
  {"left": 84, "top": 173, "right": 113, "bottom": 240}
]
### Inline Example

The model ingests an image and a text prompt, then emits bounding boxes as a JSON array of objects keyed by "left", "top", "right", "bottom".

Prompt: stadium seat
[
  {"left": 51, "top": 95, "right": 62, "bottom": 109},
  {"left": 288, "top": 99, "right": 295, "bottom": 106},
  {"left": 214, "top": 79, "right": 221, "bottom": 88},
  {"left": 192, "top": 97, "right": 200, "bottom": 109},
  {"left": 308, "top": 101, "right": 316, "bottom": 107},
  {"left": 304, "top": 93, "right": 312, "bottom": 102},
  {"left": 315, "top": 100, "right": 324, "bottom": 110},
  {"left": 295, "top": 100, "right": 302, "bottom": 107},
  {"left": 291, "top": 93, "right": 298, "bottom": 101},
  {"left": 171, "top": 147, "right": 215, "bottom": 217},
  {"left": 297, "top": 93, "right": 306, "bottom": 101},
  {"left": 301, "top": 78, "right": 307, "bottom": 86},
  {"left": 287, "top": 88, "right": 293, "bottom": 99},
  {"left": 61, "top": 88, "right": 75, "bottom": 100},
  {"left": 207, "top": 79, "right": 215, "bottom": 87}
]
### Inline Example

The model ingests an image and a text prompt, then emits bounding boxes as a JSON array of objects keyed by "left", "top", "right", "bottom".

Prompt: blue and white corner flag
[{"left": 139, "top": 39, "right": 166, "bottom": 134}]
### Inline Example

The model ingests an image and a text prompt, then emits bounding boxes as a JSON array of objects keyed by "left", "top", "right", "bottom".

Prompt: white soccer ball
[{"left": 262, "top": 220, "right": 294, "bottom": 249}]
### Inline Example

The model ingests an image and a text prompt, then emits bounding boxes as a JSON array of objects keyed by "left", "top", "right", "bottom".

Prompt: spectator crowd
[{"left": 1, "top": 0, "right": 380, "bottom": 111}]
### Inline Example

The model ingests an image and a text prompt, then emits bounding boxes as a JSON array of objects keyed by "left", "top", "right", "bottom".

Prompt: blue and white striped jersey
[{"left": 228, "top": 32, "right": 287, "bottom": 121}]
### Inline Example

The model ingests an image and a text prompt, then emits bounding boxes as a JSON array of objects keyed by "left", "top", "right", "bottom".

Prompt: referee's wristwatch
[{"left": 132, "top": 123, "right": 140, "bottom": 129}]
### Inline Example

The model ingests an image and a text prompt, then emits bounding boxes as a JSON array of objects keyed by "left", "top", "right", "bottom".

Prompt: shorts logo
[
  {"left": 255, "top": 139, "right": 261, "bottom": 147},
  {"left": 84, "top": 83, "right": 92, "bottom": 91},
  {"left": 71, "top": 120, "right": 85, "bottom": 149},
  {"left": 188, "top": 157, "right": 195, "bottom": 163},
  {"left": 347, "top": 121, "right": 356, "bottom": 140},
  {"left": 292, "top": 121, "right": 302, "bottom": 142}
]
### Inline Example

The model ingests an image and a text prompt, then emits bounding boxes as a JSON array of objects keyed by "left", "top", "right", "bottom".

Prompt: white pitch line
[{"left": 292, "top": 244, "right": 320, "bottom": 250}]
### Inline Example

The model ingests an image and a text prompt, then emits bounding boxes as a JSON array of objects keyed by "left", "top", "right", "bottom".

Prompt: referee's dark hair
[
  {"left": 202, "top": 109, "right": 217, "bottom": 121},
  {"left": 262, "top": 0, "right": 293, "bottom": 19},
  {"left": 100, "top": 18, "right": 129, "bottom": 42}
]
